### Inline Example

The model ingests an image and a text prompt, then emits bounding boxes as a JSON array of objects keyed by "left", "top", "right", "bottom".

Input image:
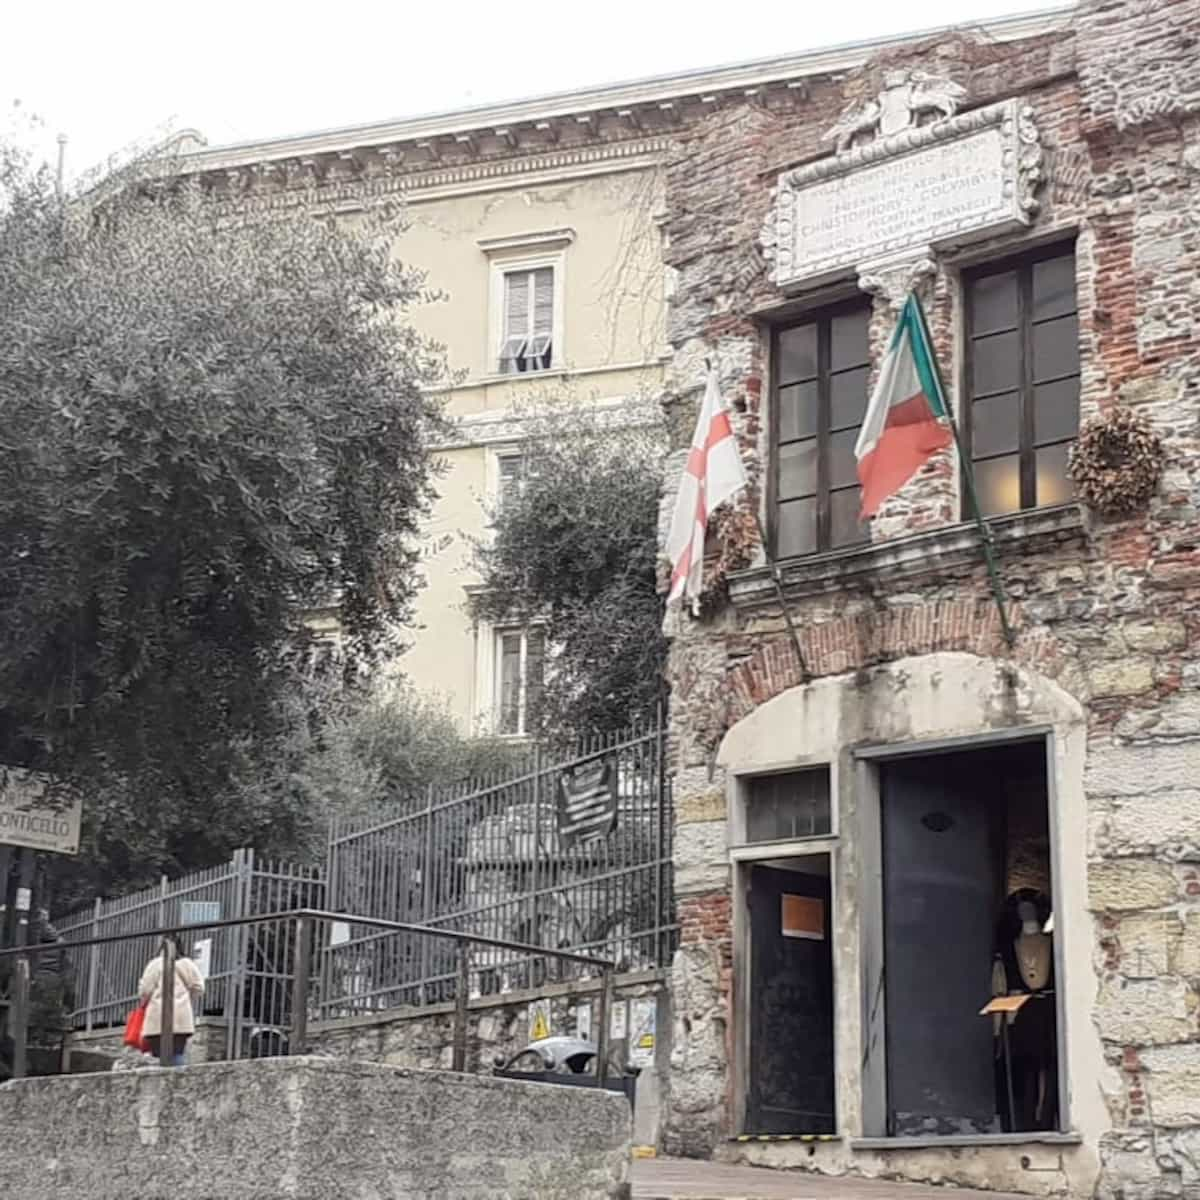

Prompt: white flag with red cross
[{"left": 666, "top": 369, "right": 749, "bottom": 604}]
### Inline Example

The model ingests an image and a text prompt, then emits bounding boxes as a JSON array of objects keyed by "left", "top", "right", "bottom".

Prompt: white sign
[
  {"left": 771, "top": 100, "right": 1040, "bottom": 290},
  {"left": 180, "top": 900, "right": 221, "bottom": 927},
  {"left": 610, "top": 1001, "right": 628, "bottom": 1041},
  {"left": 192, "top": 937, "right": 213, "bottom": 982},
  {"left": 628, "top": 998, "right": 657, "bottom": 1068},
  {"left": 0, "top": 770, "right": 82, "bottom": 855},
  {"left": 575, "top": 1001, "right": 592, "bottom": 1042}
]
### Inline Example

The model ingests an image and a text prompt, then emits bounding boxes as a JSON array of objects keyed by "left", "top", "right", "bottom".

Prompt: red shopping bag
[{"left": 123, "top": 1000, "right": 148, "bottom": 1051}]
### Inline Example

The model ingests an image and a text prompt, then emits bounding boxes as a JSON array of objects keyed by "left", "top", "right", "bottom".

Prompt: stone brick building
[{"left": 657, "top": 2, "right": 1200, "bottom": 1196}]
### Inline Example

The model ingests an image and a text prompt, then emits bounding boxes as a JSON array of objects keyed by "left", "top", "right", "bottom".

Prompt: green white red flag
[
  {"left": 855, "top": 293, "right": 953, "bottom": 518},
  {"left": 667, "top": 370, "right": 748, "bottom": 604}
]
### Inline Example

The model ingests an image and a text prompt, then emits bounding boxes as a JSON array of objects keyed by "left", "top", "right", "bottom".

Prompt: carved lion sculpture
[{"left": 825, "top": 71, "right": 968, "bottom": 155}]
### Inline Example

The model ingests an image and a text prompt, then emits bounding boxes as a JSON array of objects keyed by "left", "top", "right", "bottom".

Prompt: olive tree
[{"left": 0, "top": 133, "right": 447, "bottom": 891}]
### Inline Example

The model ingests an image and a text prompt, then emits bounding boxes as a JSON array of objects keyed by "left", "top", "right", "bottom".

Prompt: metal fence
[
  {"left": 55, "top": 849, "right": 323, "bottom": 1056},
  {"left": 2, "top": 908, "right": 616, "bottom": 1081},
  {"left": 324, "top": 716, "right": 675, "bottom": 1016}
]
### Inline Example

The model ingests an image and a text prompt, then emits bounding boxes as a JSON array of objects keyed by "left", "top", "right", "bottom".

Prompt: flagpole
[
  {"left": 699, "top": 358, "right": 810, "bottom": 682},
  {"left": 753, "top": 510, "right": 810, "bottom": 684},
  {"left": 911, "top": 299, "right": 1016, "bottom": 648}
]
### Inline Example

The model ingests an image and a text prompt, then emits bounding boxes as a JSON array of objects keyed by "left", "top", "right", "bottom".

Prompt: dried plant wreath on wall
[
  {"left": 697, "top": 503, "right": 760, "bottom": 615},
  {"left": 1068, "top": 407, "right": 1164, "bottom": 516}
]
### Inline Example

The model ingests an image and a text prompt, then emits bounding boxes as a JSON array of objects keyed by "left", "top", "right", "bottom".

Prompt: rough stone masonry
[
  {"left": 656, "top": 2, "right": 1200, "bottom": 1197},
  {"left": 0, "top": 1057, "right": 633, "bottom": 1199}
]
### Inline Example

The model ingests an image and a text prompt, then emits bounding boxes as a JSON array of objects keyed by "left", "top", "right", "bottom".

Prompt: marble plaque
[{"left": 770, "top": 100, "right": 1042, "bottom": 289}]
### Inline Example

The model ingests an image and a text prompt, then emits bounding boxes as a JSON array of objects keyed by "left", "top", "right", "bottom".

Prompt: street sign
[{"left": 0, "top": 769, "right": 81, "bottom": 855}]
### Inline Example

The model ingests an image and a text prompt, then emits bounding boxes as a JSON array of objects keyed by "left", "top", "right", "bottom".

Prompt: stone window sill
[
  {"left": 852, "top": 1131, "right": 1083, "bottom": 1150},
  {"left": 727, "top": 503, "right": 1085, "bottom": 608}
]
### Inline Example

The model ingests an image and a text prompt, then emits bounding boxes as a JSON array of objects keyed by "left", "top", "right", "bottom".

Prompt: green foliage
[
  {"left": 0, "top": 133, "right": 447, "bottom": 895},
  {"left": 472, "top": 397, "right": 668, "bottom": 738},
  {"left": 243, "top": 673, "right": 524, "bottom": 857}
]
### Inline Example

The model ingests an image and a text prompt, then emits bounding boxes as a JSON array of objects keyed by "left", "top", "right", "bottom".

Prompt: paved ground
[{"left": 632, "top": 1158, "right": 1030, "bottom": 1200}]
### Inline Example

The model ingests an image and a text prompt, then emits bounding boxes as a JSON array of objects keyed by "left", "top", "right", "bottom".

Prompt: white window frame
[
  {"left": 487, "top": 445, "right": 525, "bottom": 516},
  {"left": 491, "top": 625, "right": 544, "bottom": 738},
  {"left": 487, "top": 250, "right": 565, "bottom": 378}
]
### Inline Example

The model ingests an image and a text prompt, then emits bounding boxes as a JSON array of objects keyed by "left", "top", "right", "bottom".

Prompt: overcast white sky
[{"left": 8, "top": 0, "right": 1068, "bottom": 180}]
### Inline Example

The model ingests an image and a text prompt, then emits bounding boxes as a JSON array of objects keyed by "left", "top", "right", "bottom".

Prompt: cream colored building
[{"left": 179, "top": 9, "right": 1061, "bottom": 735}]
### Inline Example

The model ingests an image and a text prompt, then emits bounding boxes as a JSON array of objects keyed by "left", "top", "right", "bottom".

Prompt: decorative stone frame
[
  {"left": 715, "top": 654, "right": 1095, "bottom": 1158},
  {"left": 480, "top": 230, "right": 573, "bottom": 380},
  {"left": 766, "top": 99, "right": 1044, "bottom": 292}
]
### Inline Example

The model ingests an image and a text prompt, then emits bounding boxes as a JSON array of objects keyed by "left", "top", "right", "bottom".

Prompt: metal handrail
[{"left": 1, "top": 907, "right": 615, "bottom": 1083}]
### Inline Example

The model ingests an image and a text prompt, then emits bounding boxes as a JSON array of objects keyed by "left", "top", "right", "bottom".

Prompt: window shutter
[
  {"left": 532, "top": 268, "right": 553, "bottom": 335},
  {"left": 497, "top": 455, "right": 522, "bottom": 511},
  {"left": 504, "top": 272, "right": 531, "bottom": 339}
]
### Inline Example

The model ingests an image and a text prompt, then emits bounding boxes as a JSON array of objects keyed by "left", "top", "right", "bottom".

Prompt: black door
[
  {"left": 882, "top": 758, "right": 1000, "bottom": 1135},
  {"left": 747, "top": 864, "right": 835, "bottom": 1134}
]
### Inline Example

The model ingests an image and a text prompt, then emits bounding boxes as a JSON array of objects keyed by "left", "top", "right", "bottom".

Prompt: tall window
[
  {"left": 496, "top": 452, "right": 524, "bottom": 513},
  {"left": 965, "top": 246, "right": 1079, "bottom": 516},
  {"left": 772, "top": 303, "right": 871, "bottom": 557},
  {"left": 496, "top": 628, "right": 544, "bottom": 736},
  {"left": 500, "top": 267, "right": 553, "bottom": 374}
]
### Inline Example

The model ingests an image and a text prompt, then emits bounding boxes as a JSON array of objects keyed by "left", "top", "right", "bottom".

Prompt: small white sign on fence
[
  {"left": 610, "top": 1001, "right": 628, "bottom": 1041},
  {"left": 575, "top": 1001, "right": 592, "bottom": 1042},
  {"left": 628, "top": 997, "right": 656, "bottom": 1068},
  {"left": 192, "top": 937, "right": 213, "bottom": 982},
  {"left": 180, "top": 900, "right": 221, "bottom": 927}
]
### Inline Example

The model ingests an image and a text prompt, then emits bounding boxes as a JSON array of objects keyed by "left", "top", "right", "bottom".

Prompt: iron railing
[
  {"left": 326, "top": 717, "right": 675, "bottom": 1014},
  {"left": 53, "top": 850, "right": 324, "bottom": 1055},
  {"left": 0, "top": 908, "right": 615, "bottom": 1081}
]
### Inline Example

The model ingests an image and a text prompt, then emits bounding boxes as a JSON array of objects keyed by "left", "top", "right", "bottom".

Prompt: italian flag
[{"left": 855, "top": 293, "right": 954, "bottom": 519}]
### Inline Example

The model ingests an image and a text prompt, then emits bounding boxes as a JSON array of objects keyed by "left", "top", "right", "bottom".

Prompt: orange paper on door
[{"left": 781, "top": 894, "right": 824, "bottom": 941}]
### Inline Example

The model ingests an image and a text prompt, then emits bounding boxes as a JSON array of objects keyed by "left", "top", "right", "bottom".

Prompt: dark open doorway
[
  {"left": 746, "top": 855, "right": 835, "bottom": 1135},
  {"left": 881, "top": 738, "right": 1060, "bottom": 1137}
]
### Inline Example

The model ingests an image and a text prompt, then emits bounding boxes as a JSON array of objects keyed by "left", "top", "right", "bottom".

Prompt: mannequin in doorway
[{"left": 997, "top": 889, "right": 1058, "bottom": 1131}]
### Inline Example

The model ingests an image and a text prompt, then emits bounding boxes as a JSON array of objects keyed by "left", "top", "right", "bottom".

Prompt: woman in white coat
[{"left": 138, "top": 937, "right": 205, "bottom": 1066}]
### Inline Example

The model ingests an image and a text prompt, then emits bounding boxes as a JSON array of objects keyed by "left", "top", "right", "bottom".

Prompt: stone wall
[
  {"left": 309, "top": 972, "right": 667, "bottom": 1077},
  {"left": 656, "top": 2, "right": 1200, "bottom": 1196},
  {"left": 63, "top": 1016, "right": 229, "bottom": 1071},
  {"left": 0, "top": 1057, "right": 632, "bottom": 1199}
]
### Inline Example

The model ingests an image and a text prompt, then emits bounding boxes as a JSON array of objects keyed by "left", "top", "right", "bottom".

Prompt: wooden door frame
[{"left": 731, "top": 843, "right": 840, "bottom": 1137}]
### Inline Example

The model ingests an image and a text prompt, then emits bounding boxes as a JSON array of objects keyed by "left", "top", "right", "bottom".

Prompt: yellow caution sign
[{"left": 529, "top": 1001, "right": 551, "bottom": 1042}]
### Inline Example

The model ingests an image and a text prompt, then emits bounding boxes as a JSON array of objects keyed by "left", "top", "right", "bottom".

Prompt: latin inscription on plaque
[{"left": 771, "top": 100, "right": 1041, "bottom": 289}]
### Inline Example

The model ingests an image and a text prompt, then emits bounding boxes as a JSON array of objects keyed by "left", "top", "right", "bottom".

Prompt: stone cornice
[
  {"left": 727, "top": 503, "right": 1086, "bottom": 607},
  {"left": 476, "top": 227, "right": 576, "bottom": 254},
  {"left": 204, "top": 139, "right": 668, "bottom": 216},
  {"left": 179, "top": 8, "right": 1073, "bottom": 188}
]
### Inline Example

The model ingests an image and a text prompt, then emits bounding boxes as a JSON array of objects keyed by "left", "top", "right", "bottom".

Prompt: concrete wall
[{"left": 0, "top": 1057, "right": 632, "bottom": 1199}]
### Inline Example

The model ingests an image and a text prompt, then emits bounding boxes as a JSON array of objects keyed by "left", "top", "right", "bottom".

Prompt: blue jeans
[{"left": 146, "top": 1035, "right": 189, "bottom": 1066}]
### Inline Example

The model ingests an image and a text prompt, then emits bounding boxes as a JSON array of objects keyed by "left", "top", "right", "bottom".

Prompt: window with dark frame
[
  {"left": 965, "top": 245, "right": 1079, "bottom": 516},
  {"left": 772, "top": 303, "right": 871, "bottom": 558}
]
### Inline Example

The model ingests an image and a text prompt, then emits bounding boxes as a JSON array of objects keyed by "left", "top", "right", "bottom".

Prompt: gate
[{"left": 323, "top": 717, "right": 675, "bottom": 1016}]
